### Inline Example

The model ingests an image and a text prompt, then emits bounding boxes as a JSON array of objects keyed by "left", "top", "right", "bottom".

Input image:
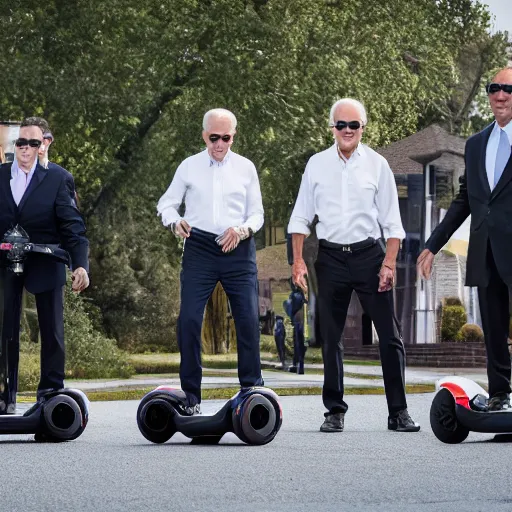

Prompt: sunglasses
[
  {"left": 209, "top": 134, "right": 232, "bottom": 143},
  {"left": 331, "top": 120, "right": 363, "bottom": 131},
  {"left": 486, "top": 83, "right": 512, "bottom": 95},
  {"left": 15, "top": 138, "right": 42, "bottom": 148}
]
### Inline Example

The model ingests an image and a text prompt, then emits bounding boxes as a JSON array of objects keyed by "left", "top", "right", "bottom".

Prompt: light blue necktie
[{"left": 494, "top": 129, "right": 511, "bottom": 188}]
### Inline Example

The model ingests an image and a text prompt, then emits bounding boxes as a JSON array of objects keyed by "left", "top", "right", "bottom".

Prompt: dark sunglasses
[
  {"left": 15, "top": 138, "right": 42, "bottom": 148},
  {"left": 331, "top": 120, "right": 363, "bottom": 131},
  {"left": 209, "top": 134, "right": 232, "bottom": 143},
  {"left": 486, "top": 83, "right": 512, "bottom": 95}
]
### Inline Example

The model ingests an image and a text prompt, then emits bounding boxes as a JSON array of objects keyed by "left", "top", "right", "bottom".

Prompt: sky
[{"left": 479, "top": 0, "right": 512, "bottom": 36}]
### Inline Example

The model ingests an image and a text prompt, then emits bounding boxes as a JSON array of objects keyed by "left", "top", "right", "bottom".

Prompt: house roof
[{"left": 376, "top": 124, "right": 466, "bottom": 175}]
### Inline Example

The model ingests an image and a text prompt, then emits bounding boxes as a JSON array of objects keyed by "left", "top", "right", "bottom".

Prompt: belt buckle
[{"left": 342, "top": 245, "right": 351, "bottom": 252}]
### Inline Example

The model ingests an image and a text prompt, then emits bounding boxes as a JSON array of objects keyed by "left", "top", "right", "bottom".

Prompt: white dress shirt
[
  {"left": 288, "top": 143, "right": 405, "bottom": 244},
  {"left": 157, "top": 149, "right": 264, "bottom": 235},
  {"left": 485, "top": 120, "right": 512, "bottom": 190}
]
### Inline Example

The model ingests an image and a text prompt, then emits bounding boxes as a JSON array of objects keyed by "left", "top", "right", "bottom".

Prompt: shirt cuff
[
  {"left": 159, "top": 211, "right": 182, "bottom": 228},
  {"left": 287, "top": 219, "right": 311, "bottom": 237},
  {"left": 382, "top": 227, "right": 406, "bottom": 240}
]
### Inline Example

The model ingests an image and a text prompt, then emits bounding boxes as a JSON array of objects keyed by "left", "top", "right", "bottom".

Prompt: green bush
[
  {"left": 87, "top": 205, "right": 182, "bottom": 353},
  {"left": 63, "top": 282, "right": 134, "bottom": 379},
  {"left": 441, "top": 304, "right": 467, "bottom": 342},
  {"left": 458, "top": 323, "right": 484, "bottom": 343},
  {"left": 443, "top": 296, "right": 463, "bottom": 307},
  {"left": 18, "top": 351, "right": 40, "bottom": 392}
]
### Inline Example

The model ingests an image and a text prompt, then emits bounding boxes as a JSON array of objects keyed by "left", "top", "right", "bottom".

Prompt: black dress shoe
[
  {"left": 488, "top": 393, "right": 511, "bottom": 411},
  {"left": 320, "top": 412, "right": 344, "bottom": 432},
  {"left": 388, "top": 409, "right": 420, "bottom": 432}
]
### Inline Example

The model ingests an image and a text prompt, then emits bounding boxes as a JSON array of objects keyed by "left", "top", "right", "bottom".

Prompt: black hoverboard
[
  {"left": 137, "top": 386, "right": 282, "bottom": 445},
  {"left": 0, "top": 225, "right": 89, "bottom": 441}
]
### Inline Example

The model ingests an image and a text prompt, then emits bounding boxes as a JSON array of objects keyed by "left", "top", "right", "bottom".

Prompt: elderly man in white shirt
[
  {"left": 288, "top": 98, "right": 420, "bottom": 433},
  {"left": 157, "top": 108, "right": 264, "bottom": 414}
]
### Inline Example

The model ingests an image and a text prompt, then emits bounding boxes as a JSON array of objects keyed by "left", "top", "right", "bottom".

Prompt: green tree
[{"left": 1, "top": 0, "right": 508, "bottom": 352}]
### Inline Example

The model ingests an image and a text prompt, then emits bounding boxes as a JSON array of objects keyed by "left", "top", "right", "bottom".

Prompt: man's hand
[
  {"left": 72, "top": 267, "right": 89, "bottom": 293},
  {"left": 292, "top": 257, "right": 308, "bottom": 294},
  {"left": 216, "top": 227, "right": 240, "bottom": 253},
  {"left": 170, "top": 220, "right": 191, "bottom": 238},
  {"left": 417, "top": 249, "right": 435, "bottom": 279},
  {"left": 378, "top": 263, "right": 395, "bottom": 292}
]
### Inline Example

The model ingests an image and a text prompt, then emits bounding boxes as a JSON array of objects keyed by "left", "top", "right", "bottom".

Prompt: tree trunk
[{"left": 201, "top": 283, "right": 237, "bottom": 354}]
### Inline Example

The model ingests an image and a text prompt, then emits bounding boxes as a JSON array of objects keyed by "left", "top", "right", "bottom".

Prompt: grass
[
  {"left": 128, "top": 350, "right": 381, "bottom": 376},
  {"left": 16, "top": 383, "right": 435, "bottom": 403},
  {"left": 128, "top": 352, "right": 275, "bottom": 374},
  {"left": 345, "top": 372, "right": 382, "bottom": 380}
]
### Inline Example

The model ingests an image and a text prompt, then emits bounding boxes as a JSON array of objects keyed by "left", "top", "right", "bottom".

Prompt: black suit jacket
[
  {"left": 0, "top": 161, "right": 89, "bottom": 294},
  {"left": 426, "top": 122, "right": 512, "bottom": 287}
]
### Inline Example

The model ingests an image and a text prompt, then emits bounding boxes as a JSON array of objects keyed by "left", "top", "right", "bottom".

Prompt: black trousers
[
  {"left": 1, "top": 269, "right": 65, "bottom": 404},
  {"left": 177, "top": 228, "right": 263, "bottom": 405},
  {"left": 315, "top": 242, "right": 407, "bottom": 415},
  {"left": 478, "top": 244, "right": 512, "bottom": 398}
]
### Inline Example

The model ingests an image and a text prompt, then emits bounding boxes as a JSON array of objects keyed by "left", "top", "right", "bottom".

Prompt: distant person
[
  {"left": 283, "top": 286, "right": 307, "bottom": 374},
  {"left": 274, "top": 315, "right": 286, "bottom": 368},
  {"left": 157, "top": 108, "right": 264, "bottom": 415},
  {"left": 418, "top": 67, "right": 512, "bottom": 411},
  {"left": 287, "top": 98, "right": 420, "bottom": 433}
]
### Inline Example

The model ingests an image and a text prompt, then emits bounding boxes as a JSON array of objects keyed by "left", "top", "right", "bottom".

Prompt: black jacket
[
  {"left": 426, "top": 122, "right": 512, "bottom": 287},
  {"left": 0, "top": 161, "right": 89, "bottom": 293}
]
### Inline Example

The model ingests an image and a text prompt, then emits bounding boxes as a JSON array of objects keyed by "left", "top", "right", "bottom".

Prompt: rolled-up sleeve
[
  {"left": 157, "top": 162, "right": 187, "bottom": 227},
  {"left": 376, "top": 160, "right": 406, "bottom": 240},
  {"left": 287, "top": 163, "right": 315, "bottom": 236},
  {"left": 241, "top": 163, "right": 264, "bottom": 233}
]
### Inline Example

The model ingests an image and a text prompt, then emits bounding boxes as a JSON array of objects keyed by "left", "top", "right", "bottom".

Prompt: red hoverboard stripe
[
  {"left": 155, "top": 386, "right": 180, "bottom": 391},
  {"left": 0, "top": 243, "right": 13, "bottom": 250},
  {"left": 440, "top": 382, "right": 470, "bottom": 409}
]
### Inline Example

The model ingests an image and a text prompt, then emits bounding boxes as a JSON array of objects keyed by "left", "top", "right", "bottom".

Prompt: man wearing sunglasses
[
  {"left": 15, "top": 116, "right": 54, "bottom": 169},
  {"left": 418, "top": 66, "right": 512, "bottom": 411},
  {"left": 288, "top": 97, "right": 420, "bottom": 433},
  {"left": 0, "top": 118, "right": 89, "bottom": 414},
  {"left": 157, "top": 108, "right": 264, "bottom": 415}
]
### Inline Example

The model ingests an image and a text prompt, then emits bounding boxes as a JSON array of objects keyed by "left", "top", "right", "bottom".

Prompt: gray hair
[
  {"left": 329, "top": 98, "right": 367, "bottom": 126},
  {"left": 202, "top": 108, "right": 237, "bottom": 132}
]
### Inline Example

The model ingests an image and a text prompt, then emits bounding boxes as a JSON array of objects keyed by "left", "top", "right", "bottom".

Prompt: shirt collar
[
  {"left": 334, "top": 142, "right": 364, "bottom": 163},
  {"left": 11, "top": 156, "right": 38, "bottom": 178},
  {"left": 209, "top": 149, "right": 231, "bottom": 167},
  {"left": 494, "top": 119, "right": 512, "bottom": 145}
]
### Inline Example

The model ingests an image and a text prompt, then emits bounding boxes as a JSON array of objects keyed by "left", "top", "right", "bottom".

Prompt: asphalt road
[{"left": 2, "top": 393, "right": 512, "bottom": 512}]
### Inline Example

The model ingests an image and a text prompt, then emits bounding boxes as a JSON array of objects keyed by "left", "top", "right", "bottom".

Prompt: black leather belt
[{"left": 318, "top": 237, "right": 376, "bottom": 253}]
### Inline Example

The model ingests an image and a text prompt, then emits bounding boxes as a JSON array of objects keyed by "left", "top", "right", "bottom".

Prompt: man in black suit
[
  {"left": 417, "top": 66, "right": 512, "bottom": 411},
  {"left": 0, "top": 118, "right": 89, "bottom": 412}
]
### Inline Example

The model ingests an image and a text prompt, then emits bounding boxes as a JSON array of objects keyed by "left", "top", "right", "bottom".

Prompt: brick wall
[{"left": 344, "top": 343, "right": 487, "bottom": 368}]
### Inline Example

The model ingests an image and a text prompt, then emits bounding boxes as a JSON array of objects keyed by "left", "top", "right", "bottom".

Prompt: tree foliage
[{"left": 0, "top": 0, "right": 508, "bottom": 351}]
